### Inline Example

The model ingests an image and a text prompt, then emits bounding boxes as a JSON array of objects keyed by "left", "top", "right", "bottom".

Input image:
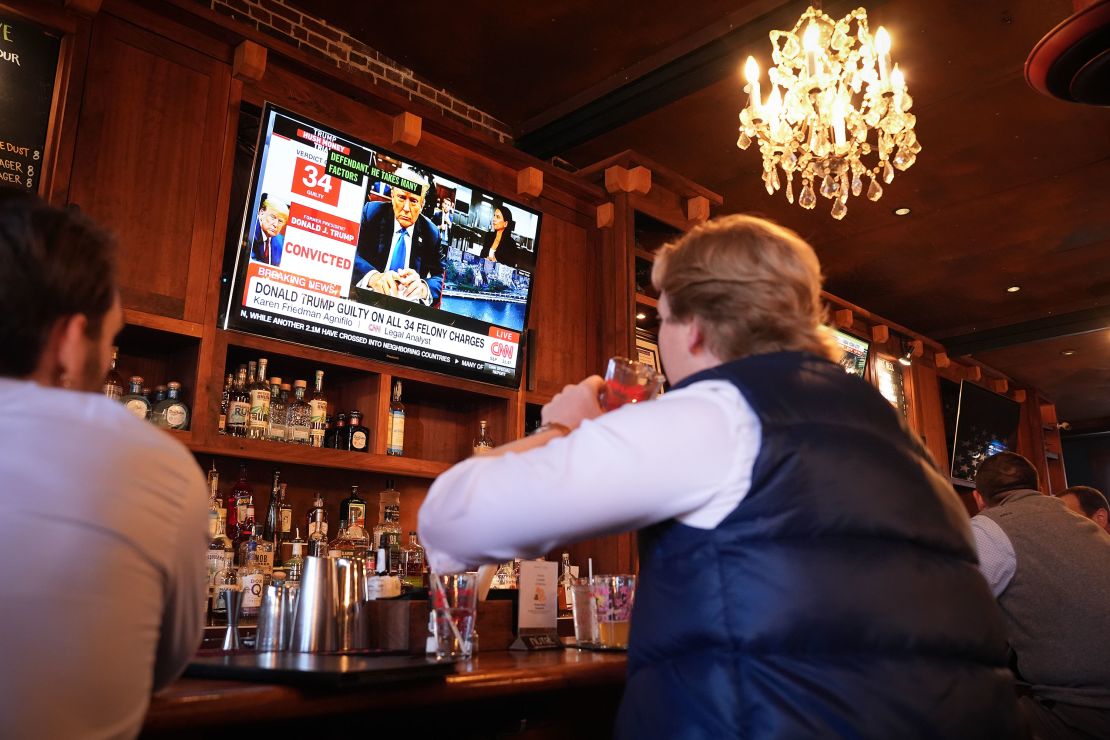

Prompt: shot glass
[
  {"left": 591, "top": 575, "right": 637, "bottom": 649},
  {"left": 431, "top": 572, "right": 479, "bottom": 660},
  {"left": 600, "top": 357, "right": 665, "bottom": 411}
]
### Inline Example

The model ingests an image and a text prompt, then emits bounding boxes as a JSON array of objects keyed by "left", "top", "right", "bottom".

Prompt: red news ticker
[
  {"left": 243, "top": 262, "right": 343, "bottom": 300},
  {"left": 488, "top": 327, "right": 520, "bottom": 343},
  {"left": 296, "top": 128, "right": 351, "bottom": 155},
  {"left": 287, "top": 202, "right": 359, "bottom": 245}
]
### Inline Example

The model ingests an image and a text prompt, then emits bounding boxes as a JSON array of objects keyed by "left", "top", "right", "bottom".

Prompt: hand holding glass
[{"left": 601, "top": 357, "right": 665, "bottom": 411}]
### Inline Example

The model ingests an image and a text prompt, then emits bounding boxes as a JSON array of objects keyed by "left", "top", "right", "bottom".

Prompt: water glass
[
  {"left": 601, "top": 357, "right": 665, "bottom": 411},
  {"left": 431, "top": 572, "right": 479, "bottom": 660},
  {"left": 570, "top": 578, "right": 598, "bottom": 647}
]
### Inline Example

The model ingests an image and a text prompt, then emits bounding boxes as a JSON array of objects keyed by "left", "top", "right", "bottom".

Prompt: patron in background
[
  {"left": 0, "top": 189, "right": 209, "bottom": 738},
  {"left": 1057, "top": 484, "right": 1110, "bottom": 533},
  {"left": 420, "top": 214, "right": 1021, "bottom": 739},
  {"left": 249, "top": 195, "right": 289, "bottom": 266},
  {"left": 353, "top": 166, "right": 444, "bottom": 304},
  {"left": 971, "top": 452, "right": 1110, "bottom": 740}
]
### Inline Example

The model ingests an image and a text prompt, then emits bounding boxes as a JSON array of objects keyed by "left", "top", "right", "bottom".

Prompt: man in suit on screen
[
  {"left": 249, "top": 196, "right": 289, "bottom": 267},
  {"left": 352, "top": 166, "right": 444, "bottom": 304}
]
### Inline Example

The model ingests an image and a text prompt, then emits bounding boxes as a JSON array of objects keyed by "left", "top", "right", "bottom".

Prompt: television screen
[
  {"left": 221, "top": 103, "right": 541, "bottom": 388},
  {"left": 950, "top": 381, "right": 1021, "bottom": 484},
  {"left": 832, "top": 329, "right": 869, "bottom": 378}
]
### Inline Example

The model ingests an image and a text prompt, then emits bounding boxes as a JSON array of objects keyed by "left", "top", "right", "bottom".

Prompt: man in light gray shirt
[{"left": 0, "top": 189, "right": 209, "bottom": 739}]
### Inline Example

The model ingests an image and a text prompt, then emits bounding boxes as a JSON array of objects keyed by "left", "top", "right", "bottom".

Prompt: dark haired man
[
  {"left": 1058, "top": 485, "right": 1110, "bottom": 533},
  {"left": 0, "top": 189, "right": 209, "bottom": 738},
  {"left": 972, "top": 452, "right": 1110, "bottom": 739}
]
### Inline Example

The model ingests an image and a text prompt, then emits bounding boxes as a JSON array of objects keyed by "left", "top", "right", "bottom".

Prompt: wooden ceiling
[{"left": 291, "top": 0, "right": 1110, "bottom": 423}]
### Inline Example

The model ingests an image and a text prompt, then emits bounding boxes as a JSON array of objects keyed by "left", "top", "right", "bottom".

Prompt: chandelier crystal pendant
[{"left": 737, "top": 6, "right": 921, "bottom": 219}]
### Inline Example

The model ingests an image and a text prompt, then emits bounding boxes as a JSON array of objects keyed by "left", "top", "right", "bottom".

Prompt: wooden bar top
[{"left": 143, "top": 650, "right": 627, "bottom": 735}]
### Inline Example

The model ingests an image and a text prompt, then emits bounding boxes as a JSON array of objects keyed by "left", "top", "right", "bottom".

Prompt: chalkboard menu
[{"left": 0, "top": 14, "right": 60, "bottom": 193}]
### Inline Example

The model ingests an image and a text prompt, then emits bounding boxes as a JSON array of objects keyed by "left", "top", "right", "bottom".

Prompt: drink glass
[
  {"left": 601, "top": 357, "right": 665, "bottom": 411},
  {"left": 431, "top": 572, "right": 479, "bottom": 660},
  {"left": 592, "top": 575, "right": 636, "bottom": 649},
  {"left": 570, "top": 578, "right": 598, "bottom": 647}
]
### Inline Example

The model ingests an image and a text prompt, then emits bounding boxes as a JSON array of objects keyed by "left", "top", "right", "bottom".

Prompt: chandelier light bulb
[{"left": 736, "top": 6, "right": 920, "bottom": 219}]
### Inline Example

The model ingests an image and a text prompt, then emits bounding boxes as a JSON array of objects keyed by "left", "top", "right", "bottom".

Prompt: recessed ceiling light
[
  {"left": 636, "top": 312, "right": 647, "bottom": 320},
  {"left": 893, "top": 207, "right": 911, "bottom": 216},
  {"left": 1006, "top": 286, "right": 1021, "bottom": 293},
  {"left": 1061, "top": 349, "right": 1076, "bottom": 356}
]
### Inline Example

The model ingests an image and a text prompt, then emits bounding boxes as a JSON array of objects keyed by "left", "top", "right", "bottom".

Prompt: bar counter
[{"left": 143, "top": 649, "right": 627, "bottom": 738}]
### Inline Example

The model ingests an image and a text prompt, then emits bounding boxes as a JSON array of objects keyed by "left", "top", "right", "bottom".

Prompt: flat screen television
[
  {"left": 832, "top": 329, "right": 869, "bottom": 378},
  {"left": 221, "top": 103, "right": 542, "bottom": 388},
  {"left": 949, "top": 381, "right": 1022, "bottom": 484}
]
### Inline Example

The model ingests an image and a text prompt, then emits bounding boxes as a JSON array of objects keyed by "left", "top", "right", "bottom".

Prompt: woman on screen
[{"left": 479, "top": 204, "right": 528, "bottom": 270}]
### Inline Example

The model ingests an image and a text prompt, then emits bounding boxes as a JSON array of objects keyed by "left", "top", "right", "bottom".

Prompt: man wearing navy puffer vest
[{"left": 419, "top": 214, "right": 1024, "bottom": 738}]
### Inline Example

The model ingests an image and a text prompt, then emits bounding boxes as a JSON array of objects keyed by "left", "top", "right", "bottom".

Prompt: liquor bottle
[
  {"left": 211, "top": 561, "right": 239, "bottom": 623},
  {"left": 307, "top": 526, "right": 328, "bottom": 558},
  {"left": 262, "top": 468, "right": 282, "bottom": 546},
  {"left": 328, "top": 520, "right": 356, "bottom": 559},
  {"left": 248, "top": 358, "right": 270, "bottom": 440},
  {"left": 400, "top": 532, "right": 426, "bottom": 590},
  {"left": 205, "top": 461, "right": 221, "bottom": 537},
  {"left": 347, "top": 520, "right": 371, "bottom": 559},
  {"left": 278, "top": 483, "right": 294, "bottom": 563},
  {"left": 286, "top": 530, "right": 305, "bottom": 582},
  {"left": 153, "top": 382, "right": 190, "bottom": 430},
  {"left": 472, "top": 419, "right": 495, "bottom": 455},
  {"left": 306, "top": 493, "right": 328, "bottom": 540},
  {"left": 327, "top": 413, "right": 348, "bottom": 450},
  {"left": 373, "top": 479, "right": 402, "bottom": 574},
  {"left": 346, "top": 411, "right": 369, "bottom": 453},
  {"left": 386, "top": 380, "right": 405, "bottom": 456},
  {"left": 309, "top": 370, "right": 327, "bottom": 448},
  {"left": 102, "top": 346, "right": 124, "bottom": 400},
  {"left": 266, "top": 377, "right": 287, "bottom": 442},
  {"left": 233, "top": 504, "right": 255, "bottom": 566},
  {"left": 228, "top": 463, "right": 251, "bottom": 535},
  {"left": 238, "top": 523, "right": 274, "bottom": 581},
  {"left": 226, "top": 366, "right": 250, "bottom": 437},
  {"left": 339, "top": 485, "right": 367, "bottom": 530},
  {"left": 152, "top": 385, "right": 168, "bottom": 405},
  {"left": 121, "top": 376, "right": 151, "bottom": 420},
  {"left": 207, "top": 508, "right": 234, "bottom": 590},
  {"left": 557, "top": 552, "right": 574, "bottom": 617},
  {"left": 239, "top": 549, "right": 266, "bottom": 619},
  {"left": 217, "top": 372, "right": 233, "bottom": 435},
  {"left": 286, "top": 380, "right": 312, "bottom": 444}
]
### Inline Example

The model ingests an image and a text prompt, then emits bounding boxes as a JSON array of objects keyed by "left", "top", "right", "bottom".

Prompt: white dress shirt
[
  {"left": 418, "top": 379, "right": 761, "bottom": 573},
  {"left": 970, "top": 514, "right": 1017, "bottom": 596},
  {"left": 0, "top": 378, "right": 209, "bottom": 739}
]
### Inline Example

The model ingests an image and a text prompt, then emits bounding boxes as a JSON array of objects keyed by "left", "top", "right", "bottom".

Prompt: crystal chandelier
[{"left": 737, "top": 6, "right": 921, "bottom": 219}]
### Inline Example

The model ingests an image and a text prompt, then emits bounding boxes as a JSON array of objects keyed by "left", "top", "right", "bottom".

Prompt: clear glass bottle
[
  {"left": 387, "top": 380, "right": 405, "bottom": 455},
  {"left": 558, "top": 551, "right": 574, "bottom": 617},
  {"left": 238, "top": 549, "right": 266, "bottom": 620},
  {"left": 205, "top": 461, "right": 221, "bottom": 537},
  {"left": 121, "top": 376, "right": 151, "bottom": 420},
  {"left": 262, "top": 468, "right": 282, "bottom": 555},
  {"left": 153, "top": 382, "right": 190, "bottom": 430},
  {"left": 472, "top": 419, "right": 495, "bottom": 455},
  {"left": 286, "top": 380, "right": 312, "bottom": 444},
  {"left": 218, "top": 372, "right": 233, "bottom": 435},
  {"left": 346, "top": 411, "right": 369, "bottom": 453},
  {"left": 211, "top": 561, "right": 239, "bottom": 623},
  {"left": 401, "top": 532, "right": 426, "bottom": 590},
  {"left": 226, "top": 366, "right": 250, "bottom": 437},
  {"left": 373, "top": 479, "right": 402, "bottom": 574},
  {"left": 309, "top": 370, "right": 327, "bottom": 448},
  {"left": 238, "top": 523, "right": 274, "bottom": 582},
  {"left": 286, "top": 530, "right": 305, "bottom": 582},
  {"left": 228, "top": 463, "right": 251, "bottom": 535},
  {"left": 102, "top": 346, "right": 124, "bottom": 400},
  {"left": 328, "top": 520, "right": 357, "bottom": 559},
  {"left": 306, "top": 493, "right": 329, "bottom": 541},
  {"left": 347, "top": 520, "right": 371, "bottom": 560},
  {"left": 247, "top": 358, "right": 270, "bottom": 439},
  {"left": 266, "top": 377, "right": 286, "bottom": 442},
  {"left": 328, "top": 413, "right": 349, "bottom": 450},
  {"left": 340, "top": 485, "right": 367, "bottom": 530},
  {"left": 278, "top": 484, "right": 294, "bottom": 562},
  {"left": 207, "top": 508, "right": 234, "bottom": 592}
]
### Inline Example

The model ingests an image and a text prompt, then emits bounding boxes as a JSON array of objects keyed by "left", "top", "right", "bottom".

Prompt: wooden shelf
[
  {"left": 635, "top": 293, "right": 659, "bottom": 309},
  {"left": 188, "top": 434, "right": 451, "bottom": 480},
  {"left": 123, "top": 309, "right": 204, "bottom": 338}
]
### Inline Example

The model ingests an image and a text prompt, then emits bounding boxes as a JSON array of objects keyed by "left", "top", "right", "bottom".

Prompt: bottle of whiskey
[
  {"left": 557, "top": 552, "right": 574, "bottom": 617},
  {"left": 153, "top": 382, "right": 190, "bottom": 430},
  {"left": 278, "top": 483, "right": 294, "bottom": 563},
  {"left": 306, "top": 493, "right": 329, "bottom": 541},
  {"left": 328, "top": 520, "right": 356, "bottom": 559},
  {"left": 266, "top": 377, "right": 287, "bottom": 442},
  {"left": 226, "top": 366, "right": 250, "bottom": 437},
  {"left": 386, "top": 380, "right": 405, "bottom": 456},
  {"left": 121, "top": 376, "right": 151, "bottom": 420},
  {"left": 286, "top": 380, "right": 312, "bottom": 444},
  {"left": 233, "top": 503, "right": 255, "bottom": 566},
  {"left": 373, "top": 479, "right": 402, "bottom": 574},
  {"left": 347, "top": 520, "right": 371, "bottom": 559},
  {"left": 400, "top": 532, "right": 426, "bottom": 589},
  {"left": 328, "top": 413, "right": 349, "bottom": 450},
  {"left": 247, "top": 358, "right": 270, "bottom": 439},
  {"left": 472, "top": 419, "right": 495, "bottom": 455},
  {"left": 346, "top": 411, "right": 369, "bottom": 453},
  {"left": 340, "top": 485, "right": 367, "bottom": 530},
  {"left": 205, "top": 461, "right": 221, "bottom": 536},
  {"left": 228, "top": 463, "right": 251, "bottom": 535},
  {"left": 309, "top": 370, "right": 327, "bottom": 448},
  {"left": 102, "top": 346, "right": 124, "bottom": 401},
  {"left": 217, "top": 372, "right": 233, "bottom": 435},
  {"left": 207, "top": 508, "right": 234, "bottom": 591}
]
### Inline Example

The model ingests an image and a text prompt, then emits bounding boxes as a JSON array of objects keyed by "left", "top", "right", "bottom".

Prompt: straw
[
  {"left": 588, "top": 557, "right": 593, "bottom": 579},
  {"left": 431, "top": 573, "right": 466, "bottom": 652}
]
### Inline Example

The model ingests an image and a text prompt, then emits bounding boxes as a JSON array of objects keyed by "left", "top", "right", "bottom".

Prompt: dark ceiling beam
[{"left": 942, "top": 305, "right": 1110, "bottom": 356}]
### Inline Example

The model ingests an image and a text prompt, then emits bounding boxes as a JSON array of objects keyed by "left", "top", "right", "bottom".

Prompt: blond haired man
[{"left": 419, "top": 215, "right": 1022, "bottom": 739}]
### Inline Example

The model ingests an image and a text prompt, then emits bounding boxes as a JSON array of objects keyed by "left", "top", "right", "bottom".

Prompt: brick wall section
[{"left": 202, "top": 0, "right": 513, "bottom": 142}]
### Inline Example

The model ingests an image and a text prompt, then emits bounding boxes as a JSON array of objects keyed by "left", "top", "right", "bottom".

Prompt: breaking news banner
[{"left": 223, "top": 103, "right": 540, "bottom": 388}]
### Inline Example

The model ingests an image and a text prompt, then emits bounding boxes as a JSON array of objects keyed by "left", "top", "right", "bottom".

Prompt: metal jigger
[
  {"left": 221, "top": 588, "right": 243, "bottom": 651},
  {"left": 290, "top": 555, "right": 338, "bottom": 653}
]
